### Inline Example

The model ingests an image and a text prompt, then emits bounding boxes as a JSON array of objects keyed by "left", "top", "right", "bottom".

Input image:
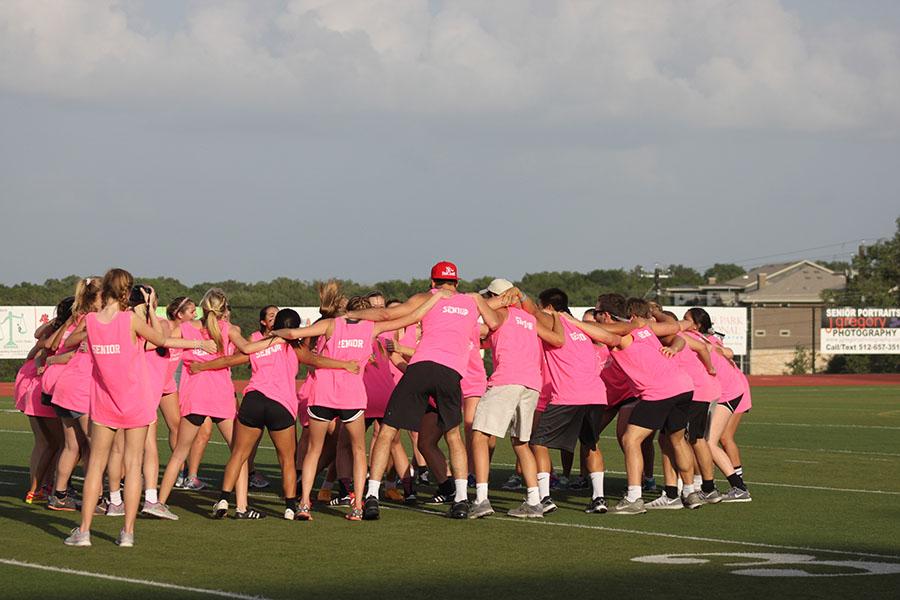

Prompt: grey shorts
[{"left": 472, "top": 384, "right": 539, "bottom": 442}]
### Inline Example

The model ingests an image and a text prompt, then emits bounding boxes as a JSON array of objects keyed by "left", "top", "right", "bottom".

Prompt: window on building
[
  {"left": 779, "top": 329, "right": 791, "bottom": 337},
  {"left": 755, "top": 330, "right": 766, "bottom": 337}
]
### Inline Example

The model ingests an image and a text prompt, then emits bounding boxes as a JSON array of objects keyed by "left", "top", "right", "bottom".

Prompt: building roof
[{"left": 738, "top": 261, "right": 846, "bottom": 304}]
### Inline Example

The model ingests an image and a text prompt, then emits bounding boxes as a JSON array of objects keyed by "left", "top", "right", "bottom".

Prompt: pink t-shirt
[
  {"left": 243, "top": 332, "right": 300, "bottom": 418},
  {"left": 144, "top": 344, "right": 170, "bottom": 403},
  {"left": 41, "top": 323, "right": 76, "bottom": 396},
  {"left": 674, "top": 332, "right": 721, "bottom": 403},
  {"left": 707, "top": 335, "right": 744, "bottom": 403},
  {"left": 600, "top": 358, "right": 637, "bottom": 408},
  {"left": 612, "top": 326, "right": 693, "bottom": 401},
  {"left": 178, "top": 320, "right": 237, "bottom": 420},
  {"left": 52, "top": 323, "right": 94, "bottom": 414},
  {"left": 312, "top": 318, "right": 374, "bottom": 410},
  {"left": 542, "top": 317, "right": 607, "bottom": 406},
  {"left": 389, "top": 325, "right": 419, "bottom": 384},
  {"left": 86, "top": 311, "right": 155, "bottom": 429},
  {"left": 364, "top": 333, "right": 396, "bottom": 419},
  {"left": 536, "top": 355, "right": 552, "bottom": 412},
  {"left": 461, "top": 324, "right": 487, "bottom": 398},
  {"left": 409, "top": 291, "right": 479, "bottom": 376},
  {"left": 488, "top": 307, "right": 542, "bottom": 391}
]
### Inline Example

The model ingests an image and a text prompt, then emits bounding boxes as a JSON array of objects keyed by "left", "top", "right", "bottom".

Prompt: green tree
[{"left": 703, "top": 263, "right": 745, "bottom": 283}]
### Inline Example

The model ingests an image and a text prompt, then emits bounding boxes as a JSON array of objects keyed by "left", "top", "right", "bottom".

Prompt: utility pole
[{"left": 641, "top": 264, "right": 671, "bottom": 300}]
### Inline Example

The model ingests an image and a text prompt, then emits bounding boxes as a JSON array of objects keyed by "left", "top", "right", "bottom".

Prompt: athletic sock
[
  {"left": 439, "top": 478, "right": 455, "bottom": 496},
  {"left": 454, "top": 479, "right": 467, "bottom": 502},
  {"left": 682, "top": 484, "right": 695, "bottom": 496},
  {"left": 338, "top": 478, "right": 352, "bottom": 497},
  {"left": 664, "top": 485, "right": 679, "bottom": 500},
  {"left": 475, "top": 483, "right": 489, "bottom": 503},
  {"left": 693, "top": 474, "right": 702, "bottom": 488},
  {"left": 734, "top": 465, "right": 743, "bottom": 477},
  {"left": 145, "top": 488, "right": 158, "bottom": 504},
  {"left": 109, "top": 490, "right": 122, "bottom": 505},
  {"left": 54, "top": 489, "right": 67, "bottom": 499},
  {"left": 219, "top": 490, "right": 233, "bottom": 502},
  {"left": 285, "top": 497, "right": 298, "bottom": 511},
  {"left": 366, "top": 479, "right": 381, "bottom": 499},
  {"left": 537, "top": 472, "right": 550, "bottom": 499},
  {"left": 589, "top": 471, "right": 605, "bottom": 499},
  {"left": 701, "top": 479, "right": 716, "bottom": 494},
  {"left": 726, "top": 472, "right": 746, "bottom": 491},
  {"left": 526, "top": 486, "right": 540, "bottom": 505},
  {"left": 626, "top": 485, "right": 642, "bottom": 502},
  {"left": 401, "top": 476, "right": 414, "bottom": 495}
]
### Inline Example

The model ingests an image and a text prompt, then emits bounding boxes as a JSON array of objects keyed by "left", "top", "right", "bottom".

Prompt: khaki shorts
[{"left": 472, "top": 384, "right": 539, "bottom": 442}]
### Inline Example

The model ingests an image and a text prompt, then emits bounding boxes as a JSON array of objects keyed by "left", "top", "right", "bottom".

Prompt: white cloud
[{"left": 0, "top": 0, "right": 898, "bottom": 133}]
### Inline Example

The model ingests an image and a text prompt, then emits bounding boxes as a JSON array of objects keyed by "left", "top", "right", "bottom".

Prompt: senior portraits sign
[{"left": 820, "top": 307, "right": 900, "bottom": 354}]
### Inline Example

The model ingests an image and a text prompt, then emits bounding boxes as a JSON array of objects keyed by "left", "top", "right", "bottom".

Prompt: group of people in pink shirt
[{"left": 15, "top": 260, "right": 752, "bottom": 547}]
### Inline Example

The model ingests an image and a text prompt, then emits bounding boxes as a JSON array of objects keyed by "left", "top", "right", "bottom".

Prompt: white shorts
[{"left": 472, "top": 384, "right": 539, "bottom": 442}]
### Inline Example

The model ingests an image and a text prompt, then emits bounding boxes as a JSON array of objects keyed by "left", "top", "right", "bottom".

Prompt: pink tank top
[
  {"left": 52, "top": 319, "right": 95, "bottom": 413},
  {"left": 542, "top": 317, "right": 606, "bottom": 406},
  {"left": 389, "top": 325, "right": 419, "bottom": 384},
  {"left": 611, "top": 326, "right": 693, "bottom": 401},
  {"left": 178, "top": 320, "right": 236, "bottom": 419},
  {"left": 600, "top": 358, "right": 637, "bottom": 408},
  {"left": 312, "top": 318, "right": 374, "bottom": 410},
  {"left": 163, "top": 338, "right": 183, "bottom": 395},
  {"left": 243, "top": 332, "right": 300, "bottom": 418},
  {"left": 736, "top": 374, "right": 752, "bottom": 413},
  {"left": 144, "top": 343, "right": 170, "bottom": 402},
  {"left": 707, "top": 335, "right": 744, "bottom": 402},
  {"left": 488, "top": 307, "right": 542, "bottom": 391},
  {"left": 15, "top": 359, "right": 41, "bottom": 415},
  {"left": 364, "top": 332, "right": 396, "bottom": 418},
  {"left": 41, "top": 323, "right": 76, "bottom": 395},
  {"left": 86, "top": 311, "right": 155, "bottom": 429},
  {"left": 461, "top": 324, "right": 488, "bottom": 398},
  {"left": 296, "top": 336, "right": 326, "bottom": 427},
  {"left": 409, "top": 291, "right": 478, "bottom": 375},
  {"left": 674, "top": 332, "right": 721, "bottom": 403}
]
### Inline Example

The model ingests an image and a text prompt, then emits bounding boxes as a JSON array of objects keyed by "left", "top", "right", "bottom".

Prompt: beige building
[{"left": 667, "top": 260, "right": 847, "bottom": 375}]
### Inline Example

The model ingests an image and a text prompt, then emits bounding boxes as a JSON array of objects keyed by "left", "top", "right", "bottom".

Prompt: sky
[{"left": 1, "top": 0, "right": 898, "bottom": 285}]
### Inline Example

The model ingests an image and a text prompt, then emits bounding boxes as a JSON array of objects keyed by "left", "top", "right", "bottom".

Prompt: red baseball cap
[{"left": 430, "top": 261, "right": 459, "bottom": 281}]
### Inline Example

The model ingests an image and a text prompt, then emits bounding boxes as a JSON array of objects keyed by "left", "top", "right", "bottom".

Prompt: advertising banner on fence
[
  {"left": 820, "top": 307, "right": 900, "bottom": 354},
  {"left": 0, "top": 306, "right": 57, "bottom": 359}
]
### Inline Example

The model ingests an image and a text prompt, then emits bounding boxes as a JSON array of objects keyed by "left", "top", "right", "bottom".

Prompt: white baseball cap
[{"left": 479, "top": 278, "right": 514, "bottom": 296}]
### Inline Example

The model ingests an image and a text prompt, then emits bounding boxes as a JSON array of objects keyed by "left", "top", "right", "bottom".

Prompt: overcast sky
[{"left": 2, "top": 0, "right": 898, "bottom": 285}]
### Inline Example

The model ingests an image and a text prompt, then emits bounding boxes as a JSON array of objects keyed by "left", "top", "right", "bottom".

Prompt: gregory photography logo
[{"left": 631, "top": 552, "right": 900, "bottom": 578}]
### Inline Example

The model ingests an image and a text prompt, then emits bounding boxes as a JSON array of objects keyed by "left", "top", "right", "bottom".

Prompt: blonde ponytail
[
  {"left": 318, "top": 280, "right": 345, "bottom": 319},
  {"left": 200, "top": 288, "right": 228, "bottom": 353}
]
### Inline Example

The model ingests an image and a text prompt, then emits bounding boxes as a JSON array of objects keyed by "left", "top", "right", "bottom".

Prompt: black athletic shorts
[
  {"left": 308, "top": 405, "right": 364, "bottom": 424},
  {"left": 52, "top": 404, "right": 86, "bottom": 420},
  {"left": 238, "top": 390, "right": 296, "bottom": 432},
  {"left": 630, "top": 391, "right": 693, "bottom": 433},
  {"left": 365, "top": 417, "right": 382, "bottom": 430},
  {"left": 722, "top": 394, "right": 743, "bottom": 414},
  {"left": 383, "top": 361, "right": 463, "bottom": 433},
  {"left": 530, "top": 404, "right": 605, "bottom": 453},
  {"left": 41, "top": 392, "right": 53, "bottom": 407},
  {"left": 185, "top": 414, "right": 225, "bottom": 427},
  {"left": 685, "top": 401, "right": 712, "bottom": 442}
]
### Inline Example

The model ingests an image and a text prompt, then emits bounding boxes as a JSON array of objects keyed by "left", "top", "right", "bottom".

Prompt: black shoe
[
  {"left": 363, "top": 496, "right": 380, "bottom": 521},
  {"left": 584, "top": 496, "right": 608, "bottom": 514},
  {"left": 449, "top": 500, "right": 469, "bottom": 519},
  {"left": 404, "top": 491, "right": 417, "bottom": 506}
]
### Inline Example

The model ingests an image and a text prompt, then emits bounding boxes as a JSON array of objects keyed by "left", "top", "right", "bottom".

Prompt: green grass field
[{"left": 1, "top": 386, "right": 899, "bottom": 599}]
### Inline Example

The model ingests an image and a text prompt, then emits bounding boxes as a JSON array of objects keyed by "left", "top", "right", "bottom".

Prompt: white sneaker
[
  {"left": 645, "top": 492, "right": 683, "bottom": 510},
  {"left": 284, "top": 507, "right": 296, "bottom": 520},
  {"left": 63, "top": 527, "right": 91, "bottom": 547},
  {"left": 212, "top": 499, "right": 229, "bottom": 519},
  {"left": 115, "top": 529, "right": 134, "bottom": 548}
]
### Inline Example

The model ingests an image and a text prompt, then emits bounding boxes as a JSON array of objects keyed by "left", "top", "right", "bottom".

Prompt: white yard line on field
[
  {"left": 0, "top": 558, "right": 275, "bottom": 600},
  {"left": 743, "top": 422, "right": 900, "bottom": 431},
  {"left": 391, "top": 504, "right": 900, "bottom": 561},
  {"left": 491, "top": 464, "right": 900, "bottom": 496}
]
